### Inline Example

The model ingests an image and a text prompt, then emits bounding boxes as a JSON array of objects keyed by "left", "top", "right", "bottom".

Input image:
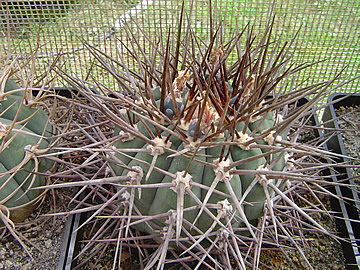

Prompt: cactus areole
[
  {"left": 110, "top": 48, "right": 293, "bottom": 244},
  {"left": 0, "top": 79, "right": 53, "bottom": 223}
]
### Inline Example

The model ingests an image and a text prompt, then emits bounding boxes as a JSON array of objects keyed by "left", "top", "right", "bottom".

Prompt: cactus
[
  {"left": 110, "top": 70, "right": 289, "bottom": 243},
  {"left": 52, "top": 10, "right": 356, "bottom": 270},
  {"left": 0, "top": 78, "right": 54, "bottom": 223}
]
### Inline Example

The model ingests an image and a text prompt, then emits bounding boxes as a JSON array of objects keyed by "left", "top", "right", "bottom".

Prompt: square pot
[{"left": 323, "top": 92, "right": 360, "bottom": 269}]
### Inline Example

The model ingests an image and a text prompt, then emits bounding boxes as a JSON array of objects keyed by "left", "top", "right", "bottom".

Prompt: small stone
[
  {"left": 45, "top": 239, "right": 52, "bottom": 248},
  {"left": 4, "top": 260, "right": 13, "bottom": 267},
  {"left": 22, "top": 263, "right": 32, "bottom": 270},
  {"left": 332, "top": 264, "right": 343, "bottom": 270}
]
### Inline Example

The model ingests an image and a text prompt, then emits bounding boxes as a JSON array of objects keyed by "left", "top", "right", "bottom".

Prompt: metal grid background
[{"left": 1, "top": 0, "right": 359, "bottom": 92}]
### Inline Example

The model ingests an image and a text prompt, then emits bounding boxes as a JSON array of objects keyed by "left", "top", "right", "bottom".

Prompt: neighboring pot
[
  {"left": 323, "top": 92, "right": 360, "bottom": 269},
  {"left": 58, "top": 211, "right": 83, "bottom": 270}
]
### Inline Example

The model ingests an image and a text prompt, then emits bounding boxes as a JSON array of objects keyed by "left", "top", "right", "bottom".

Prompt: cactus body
[
  {"left": 0, "top": 80, "right": 53, "bottom": 223},
  {"left": 111, "top": 76, "right": 288, "bottom": 239},
  {"left": 58, "top": 9, "right": 350, "bottom": 268}
]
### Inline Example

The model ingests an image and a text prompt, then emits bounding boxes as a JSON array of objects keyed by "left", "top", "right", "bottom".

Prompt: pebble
[{"left": 45, "top": 239, "right": 52, "bottom": 249}]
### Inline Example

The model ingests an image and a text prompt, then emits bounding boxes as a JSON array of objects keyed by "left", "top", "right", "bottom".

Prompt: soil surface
[
  {"left": 336, "top": 105, "right": 360, "bottom": 178},
  {"left": 0, "top": 188, "right": 71, "bottom": 270},
  {"left": 258, "top": 196, "right": 345, "bottom": 270}
]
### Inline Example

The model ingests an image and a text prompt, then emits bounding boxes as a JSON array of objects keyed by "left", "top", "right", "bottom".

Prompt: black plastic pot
[
  {"left": 323, "top": 93, "right": 360, "bottom": 269},
  {"left": 58, "top": 211, "right": 83, "bottom": 270}
]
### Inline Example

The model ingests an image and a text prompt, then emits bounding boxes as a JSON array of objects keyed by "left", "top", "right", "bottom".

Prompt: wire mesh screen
[{"left": 1, "top": 0, "right": 359, "bottom": 92}]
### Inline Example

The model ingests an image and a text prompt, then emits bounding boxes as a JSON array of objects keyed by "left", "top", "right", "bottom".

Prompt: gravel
[
  {"left": 258, "top": 196, "right": 346, "bottom": 269},
  {"left": 336, "top": 105, "right": 360, "bottom": 177},
  {"left": 0, "top": 190, "right": 70, "bottom": 270}
]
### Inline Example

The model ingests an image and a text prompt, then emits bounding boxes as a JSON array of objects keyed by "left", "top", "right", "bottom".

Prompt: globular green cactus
[
  {"left": 59, "top": 11, "right": 349, "bottom": 269},
  {"left": 0, "top": 79, "right": 54, "bottom": 223},
  {"left": 110, "top": 70, "right": 289, "bottom": 243}
]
